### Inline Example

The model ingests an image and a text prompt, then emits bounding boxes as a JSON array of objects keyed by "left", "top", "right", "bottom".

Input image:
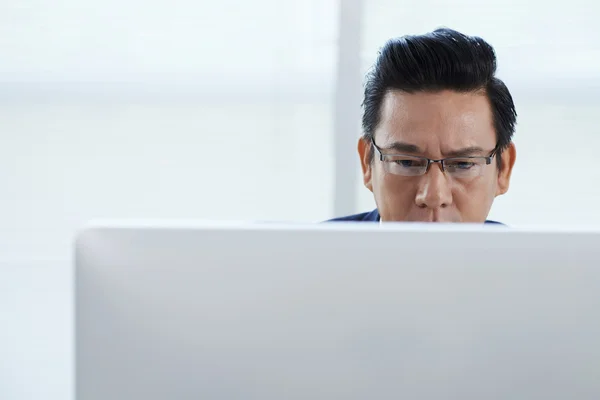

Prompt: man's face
[{"left": 358, "top": 90, "right": 516, "bottom": 223}]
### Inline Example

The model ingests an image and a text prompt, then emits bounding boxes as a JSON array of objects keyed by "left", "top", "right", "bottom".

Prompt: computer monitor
[{"left": 76, "top": 221, "right": 600, "bottom": 400}]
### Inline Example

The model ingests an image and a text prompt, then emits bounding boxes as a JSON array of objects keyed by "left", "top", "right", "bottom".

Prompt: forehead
[{"left": 375, "top": 90, "right": 496, "bottom": 151}]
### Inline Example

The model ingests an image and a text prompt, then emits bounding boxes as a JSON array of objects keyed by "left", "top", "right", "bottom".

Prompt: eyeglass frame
[{"left": 370, "top": 137, "right": 497, "bottom": 176}]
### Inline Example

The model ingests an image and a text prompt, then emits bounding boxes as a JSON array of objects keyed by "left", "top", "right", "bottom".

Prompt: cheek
[
  {"left": 454, "top": 175, "right": 497, "bottom": 208},
  {"left": 461, "top": 167, "right": 498, "bottom": 193},
  {"left": 375, "top": 169, "right": 416, "bottom": 200}
]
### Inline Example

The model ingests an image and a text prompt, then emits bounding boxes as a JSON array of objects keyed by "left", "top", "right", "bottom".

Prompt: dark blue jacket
[{"left": 328, "top": 209, "right": 503, "bottom": 224}]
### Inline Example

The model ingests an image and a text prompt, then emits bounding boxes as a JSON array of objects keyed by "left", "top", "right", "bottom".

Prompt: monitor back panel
[{"left": 76, "top": 224, "right": 600, "bottom": 400}]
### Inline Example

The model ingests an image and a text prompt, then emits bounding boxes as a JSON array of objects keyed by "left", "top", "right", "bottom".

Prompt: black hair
[{"left": 362, "top": 27, "right": 516, "bottom": 167}]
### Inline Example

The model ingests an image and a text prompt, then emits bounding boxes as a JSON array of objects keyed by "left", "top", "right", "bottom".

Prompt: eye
[
  {"left": 446, "top": 159, "right": 477, "bottom": 170},
  {"left": 394, "top": 159, "right": 418, "bottom": 167},
  {"left": 390, "top": 157, "right": 428, "bottom": 168},
  {"left": 454, "top": 161, "right": 475, "bottom": 169}
]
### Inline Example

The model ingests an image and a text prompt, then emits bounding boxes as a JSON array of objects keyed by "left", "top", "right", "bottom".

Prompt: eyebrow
[
  {"left": 380, "top": 141, "right": 422, "bottom": 154},
  {"left": 444, "top": 146, "right": 487, "bottom": 158},
  {"left": 381, "top": 142, "right": 487, "bottom": 158}
]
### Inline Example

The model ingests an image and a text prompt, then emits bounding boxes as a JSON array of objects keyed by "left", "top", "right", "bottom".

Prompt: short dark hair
[{"left": 362, "top": 28, "right": 516, "bottom": 167}]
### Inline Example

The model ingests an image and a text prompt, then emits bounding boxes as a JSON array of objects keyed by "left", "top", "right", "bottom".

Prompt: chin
[
  {"left": 382, "top": 211, "right": 462, "bottom": 223},
  {"left": 401, "top": 216, "right": 461, "bottom": 223}
]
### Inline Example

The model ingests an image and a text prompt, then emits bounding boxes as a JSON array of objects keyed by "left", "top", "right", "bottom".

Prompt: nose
[{"left": 414, "top": 162, "right": 453, "bottom": 210}]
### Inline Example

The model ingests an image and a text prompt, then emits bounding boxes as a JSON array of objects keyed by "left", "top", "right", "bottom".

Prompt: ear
[
  {"left": 358, "top": 136, "right": 374, "bottom": 192},
  {"left": 496, "top": 142, "right": 516, "bottom": 196}
]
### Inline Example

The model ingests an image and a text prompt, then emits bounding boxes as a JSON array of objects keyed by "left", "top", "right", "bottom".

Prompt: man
[{"left": 330, "top": 28, "right": 517, "bottom": 224}]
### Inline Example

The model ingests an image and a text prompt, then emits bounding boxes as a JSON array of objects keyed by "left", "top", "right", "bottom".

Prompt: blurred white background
[{"left": 1, "top": 0, "right": 599, "bottom": 398}]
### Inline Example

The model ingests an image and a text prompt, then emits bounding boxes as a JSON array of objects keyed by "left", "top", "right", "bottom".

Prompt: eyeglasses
[{"left": 371, "top": 138, "right": 495, "bottom": 179}]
